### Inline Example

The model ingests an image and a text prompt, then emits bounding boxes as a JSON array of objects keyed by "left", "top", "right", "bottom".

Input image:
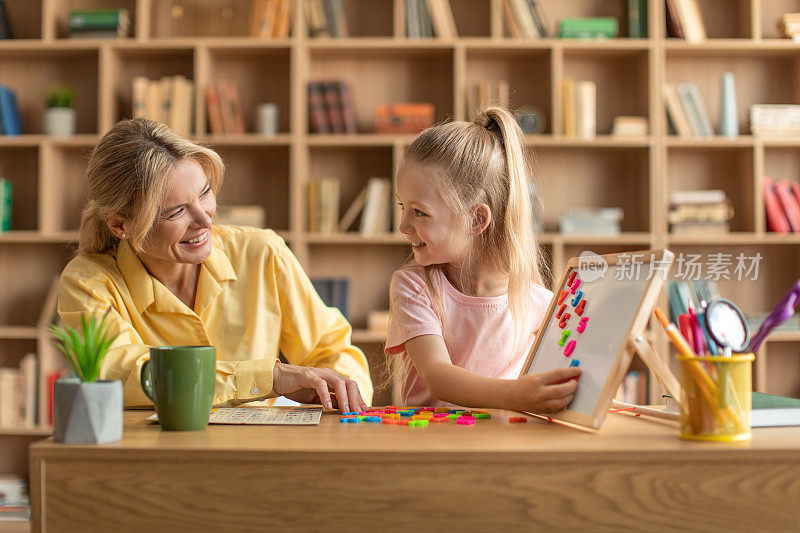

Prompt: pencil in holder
[{"left": 677, "top": 354, "right": 754, "bottom": 442}]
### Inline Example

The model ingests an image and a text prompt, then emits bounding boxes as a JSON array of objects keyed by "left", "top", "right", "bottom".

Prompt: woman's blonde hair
[
  {"left": 78, "top": 117, "right": 224, "bottom": 255},
  {"left": 402, "top": 106, "right": 545, "bottom": 349}
]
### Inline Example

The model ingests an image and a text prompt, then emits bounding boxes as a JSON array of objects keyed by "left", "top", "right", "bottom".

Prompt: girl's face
[
  {"left": 139, "top": 159, "right": 216, "bottom": 268},
  {"left": 396, "top": 160, "right": 472, "bottom": 268}
]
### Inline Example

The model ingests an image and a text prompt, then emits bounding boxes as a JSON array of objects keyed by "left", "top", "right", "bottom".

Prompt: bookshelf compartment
[
  {"left": 0, "top": 147, "right": 39, "bottom": 232},
  {"left": 308, "top": 145, "right": 394, "bottom": 231},
  {"left": 666, "top": 147, "right": 755, "bottom": 233},
  {"left": 764, "top": 147, "right": 800, "bottom": 182},
  {"left": 464, "top": 48, "right": 551, "bottom": 130},
  {"left": 562, "top": 49, "right": 649, "bottom": 136},
  {"left": 308, "top": 48, "right": 454, "bottom": 132},
  {"left": 207, "top": 46, "right": 290, "bottom": 134},
  {"left": 107, "top": 47, "right": 194, "bottom": 125},
  {"left": 5, "top": 0, "right": 43, "bottom": 39},
  {"left": 42, "top": 145, "right": 91, "bottom": 233},
  {"left": 151, "top": 0, "right": 252, "bottom": 38},
  {"left": 335, "top": 0, "right": 393, "bottom": 38},
  {"left": 0, "top": 49, "right": 99, "bottom": 135},
  {"left": 0, "top": 435, "right": 43, "bottom": 479},
  {"left": 760, "top": 0, "right": 800, "bottom": 39},
  {"left": 450, "top": 0, "right": 492, "bottom": 38},
  {"left": 761, "top": 341, "right": 800, "bottom": 396},
  {"left": 0, "top": 339, "right": 36, "bottom": 367},
  {"left": 691, "top": 0, "right": 753, "bottom": 39},
  {"left": 213, "top": 145, "right": 290, "bottom": 231},
  {"left": 533, "top": 146, "right": 651, "bottom": 233},
  {"left": 0, "top": 244, "right": 70, "bottom": 327},
  {"left": 665, "top": 52, "right": 800, "bottom": 136},
  {"left": 306, "top": 244, "right": 408, "bottom": 328},
  {"left": 52, "top": 0, "right": 137, "bottom": 39}
]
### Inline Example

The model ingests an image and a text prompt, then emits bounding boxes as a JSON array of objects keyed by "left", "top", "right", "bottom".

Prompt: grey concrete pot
[{"left": 53, "top": 378, "right": 122, "bottom": 444}]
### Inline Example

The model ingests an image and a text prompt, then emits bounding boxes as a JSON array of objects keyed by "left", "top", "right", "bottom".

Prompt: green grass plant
[{"left": 49, "top": 311, "right": 119, "bottom": 382}]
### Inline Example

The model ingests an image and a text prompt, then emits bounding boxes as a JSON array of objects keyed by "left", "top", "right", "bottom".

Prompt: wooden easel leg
[{"left": 628, "top": 336, "right": 682, "bottom": 409}]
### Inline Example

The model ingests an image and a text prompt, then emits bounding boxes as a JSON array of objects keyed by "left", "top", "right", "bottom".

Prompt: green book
[
  {"left": 0, "top": 177, "right": 11, "bottom": 232},
  {"left": 69, "top": 9, "right": 126, "bottom": 31},
  {"left": 628, "top": 0, "right": 648, "bottom": 38},
  {"left": 558, "top": 17, "right": 618, "bottom": 39},
  {"left": 751, "top": 392, "right": 800, "bottom": 427}
]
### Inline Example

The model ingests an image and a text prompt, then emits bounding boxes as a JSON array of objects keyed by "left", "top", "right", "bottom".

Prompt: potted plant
[
  {"left": 49, "top": 311, "right": 122, "bottom": 444},
  {"left": 44, "top": 85, "right": 75, "bottom": 137}
]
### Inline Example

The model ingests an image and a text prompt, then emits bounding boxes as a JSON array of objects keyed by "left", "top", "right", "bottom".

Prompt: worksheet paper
[{"left": 146, "top": 406, "right": 323, "bottom": 425}]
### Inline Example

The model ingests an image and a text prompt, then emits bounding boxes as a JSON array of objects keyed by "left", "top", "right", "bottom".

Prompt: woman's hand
[
  {"left": 507, "top": 367, "right": 581, "bottom": 413},
  {"left": 272, "top": 361, "right": 368, "bottom": 413}
]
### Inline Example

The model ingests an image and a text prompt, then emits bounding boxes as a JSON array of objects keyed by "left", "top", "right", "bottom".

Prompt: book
[
  {"left": 665, "top": 0, "right": 684, "bottom": 38},
  {"left": 627, "top": 0, "right": 647, "bottom": 38},
  {"left": 69, "top": 9, "right": 128, "bottom": 30},
  {"left": 561, "top": 78, "right": 576, "bottom": 137},
  {"left": 670, "top": 189, "right": 726, "bottom": 205},
  {"left": 774, "top": 179, "right": 800, "bottom": 232},
  {"left": 764, "top": 176, "right": 791, "bottom": 233},
  {"left": 0, "top": 367, "right": 18, "bottom": 427},
  {"left": 751, "top": 391, "right": 800, "bottom": 427},
  {"left": 0, "top": 177, "right": 11, "bottom": 231},
  {"left": 676, "top": 83, "right": 711, "bottom": 137},
  {"left": 674, "top": 0, "right": 705, "bottom": 43},
  {"left": 374, "top": 104, "right": 434, "bottom": 134},
  {"left": 507, "top": 0, "right": 539, "bottom": 39},
  {"left": 304, "top": 0, "right": 329, "bottom": 37},
  {"left": 360, "top": 177, "right": 391, "bottom": 235},
  {"left": 323, "top": 0, "right": 348, "bottom": 38},
  {"left": 273, "top": 0, "right": 292, "bottom": 38},
  {"left": 322, "top": 81, "right": 345, "bottom": 133},
  {"left": 338, "top": 186, "right": 367, "bottom": 232},
  {"left": 426, "top": 0, "right": 457, "bottom": 39},
  {"left": 528, "top": 0, "right": 549, "bottom": 38},
  {"left": 0, "top": 85, "right": 22, "bottom": 135},
  {"left": 311, "top": 278, "right": 349, "bottom": 318},
  {"left": 575, "top": 80, "right": 596, "bottom": 140},
  {"left": 662, "top": 84, "right": 693, "bottom": 137},
  {"left": 307, "top": 178, "right": 340, "bottom": 234},
  {"left": 308, "top": 81, "right": 330, "bottom": 133},
  {"left": 0, "top": 1, "right": 13, "bottom": 39},
  {"left": 214, "top": 205, "right": 266, "bottom": 227},
  {"left": 612, "top": 116, "right": 648, "bottom": 137},
  {"left": 558, "top": 17, "right": 618, "bottom": 39},
  {"left": 205, "top": 83, "right": 225, "bottom": 135},
  {"left": 20, "top": 353, "right": 37, "bottom": 427}
]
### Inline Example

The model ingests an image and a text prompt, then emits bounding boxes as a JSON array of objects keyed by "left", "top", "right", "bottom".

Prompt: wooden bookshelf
[{"left": 2, "top": 0, "right": 800, "bottom": 485}]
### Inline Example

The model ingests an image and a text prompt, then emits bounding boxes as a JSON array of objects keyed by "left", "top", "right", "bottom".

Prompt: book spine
[
  {"left": 764, "top": 176, "right": 791, "bottom": 233},
  {"left": 775, "top": 179, "right": 800, "bottom": 232},
  {"left": 665, "top": 0, "right": 685, "bottom": 38},
  {"left": 205, "top": 83, "right": 225, "bottom": 135},
  {"left": 69, "top": 10, "right": 125, "bottom": 30},
  {"left": 0, "top": 86, "right": 21, "bottom": 135},
  {"left": 307, "top": 81, "right": 330, "bottom": 133},
  {"left": 0, "top": 177, "right": 11, "bottom": 231},
  {"left": 322, "top": 81, "right": 345, "bottom": 134},
  {"left": 336, "top": 81, "right": 357, "bottom": 134}
]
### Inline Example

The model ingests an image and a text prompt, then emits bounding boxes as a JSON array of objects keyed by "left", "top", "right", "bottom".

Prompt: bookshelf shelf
[{"left": 2, "top": 0, "right": 800, "bottom": 479}]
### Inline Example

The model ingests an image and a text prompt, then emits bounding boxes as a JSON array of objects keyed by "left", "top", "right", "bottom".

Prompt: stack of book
[
  {"left": 374, "top": 104, "right": 434, "bottom": 134},
  {"left": 562, "top": 79, "right": 596, "bottom": 139},
  {"left": 668, "top": 189, "right": 732, "bottom": 234},
  {"left": 763, "top": 176, "right": 800, "bottom": 234},
  {"left": 612, "top": 116, "right": 648, "bottom": 137},
  {"left": 558, "top": 17, "right": 617, "bottom": 39},
  {"left": 338, "top": 177, "right": 392, "bottom": 235},
  {"left": 778, "top": 13, "right": 800, "bottom": 40},
  {"left": 214, "top": 205, "right": 266, "bottom": 228},
  {"left": 304, "top": 0, "right": 346, "bottom": 38},
  {"left": 0, "top": 353, "right": 37, "bottom": 429},
  {"left": 132, "top": 75, "right": 194, "bottom": 137},
  {"left": 403, "top": 0, "right": 457, "bottom": 39},
  {"left": 311, "top": 278, "right": 349, "bottom": 319},
  {"left": 0, "top": 177, "right": 11, "bottom": 232},
  {"left": 750, "top": 105, "right": 800, "bottom": 137},
  {"left": 0, "top": 85, "right": 21, "bottom": 135},
  {"left": 307, "top": 178, "right": 340, "bottom": 234},
  {"left": 466, "top": 80, "right": 509, "bottom": 120},
  {"left": 204, "top": 80, "right": 245, "bottom": 135},
  {"left": 662, "top": 83, "right": 713, "bottom": 137},
  {"left": 558, "top": 207, "right": 623, "bottom": 235},
  {"left": 665, "top": 0, "right": 706, "bottom": 42},
  {"left": 69, "top": 9, "right": 130, "bottom": 39},
  {"left": 503, "top": 0, "right": 549, "bottom": 39},
  {"left": 0, "top": 476, "right": 29, "bottom": 523},
  {"left": 307, "top": 80, "right": 357, "bottom": 134},
  {"left": 249, "top": 0, "right": 292, "bottom": 38}
]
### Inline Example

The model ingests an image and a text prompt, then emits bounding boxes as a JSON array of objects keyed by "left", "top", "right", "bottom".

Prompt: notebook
[{"left": 751, "top": 392, "right": 800, "bottom": 428}]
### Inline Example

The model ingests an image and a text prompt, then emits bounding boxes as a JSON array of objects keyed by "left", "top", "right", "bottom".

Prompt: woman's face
[{"left": 139, "top": 158, "right": 216, "bottom": 267}]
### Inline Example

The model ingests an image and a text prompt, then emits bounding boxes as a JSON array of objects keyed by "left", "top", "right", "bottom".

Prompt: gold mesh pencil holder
[{"left": 678, "top": 354, "right": 754, "bottom": 442}]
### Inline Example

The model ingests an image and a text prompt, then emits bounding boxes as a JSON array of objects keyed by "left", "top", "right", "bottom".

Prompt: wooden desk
[{"left": 30, "top": 410, "right": 800, "bottom": 531}]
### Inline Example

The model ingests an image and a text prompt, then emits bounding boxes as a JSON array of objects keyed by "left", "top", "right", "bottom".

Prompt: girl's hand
[
  {"left": 272, "top": 361, "right": 368, "bottom": 413},
  {"left": 509, "top": 367, "right": 581, "bottom": 413}
]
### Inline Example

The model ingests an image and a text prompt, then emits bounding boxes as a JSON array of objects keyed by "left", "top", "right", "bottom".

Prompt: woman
[{"left": 57, "top": 117, "right": 372, "bottom": 411}]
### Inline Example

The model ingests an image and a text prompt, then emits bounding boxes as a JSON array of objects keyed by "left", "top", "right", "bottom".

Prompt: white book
[
  {"left": 575, "top": 80, "right": 596, "bottom": 140},
  {"left": 0, "top": 367, "right": 18, "bottom": 428},
  {"left": 676, "top": 83, "right": 709, "bottom": 137},
  {"left": 687, "top": 83, "right": 714, "bottom": 136},
  {"left": 670, "top": 189, "right": 726, "bottom": 205},
  {"left": 19, "top": 353, "right": 37, "bottom": 427},
  {"left": 674, "top": 0, "right": 706, "bottom": 43},
  {"left": 360, "top": 177, "right": 391, "bottom": 235},
  {"left": 508, "top": 0, "right": 538, "bottom": 39}
]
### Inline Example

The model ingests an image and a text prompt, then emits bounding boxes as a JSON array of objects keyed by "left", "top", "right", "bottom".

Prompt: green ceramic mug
[{"left": 140, "top": 346, "right": 216, "bottom": 431}]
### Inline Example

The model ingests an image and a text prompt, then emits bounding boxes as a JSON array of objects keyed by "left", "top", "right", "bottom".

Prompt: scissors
[
  {"left": 696, "top": 292, "right": 750, "bottom": 353},
  {"left": 747, "top": 280, "right": 800, "bottom": 353}
]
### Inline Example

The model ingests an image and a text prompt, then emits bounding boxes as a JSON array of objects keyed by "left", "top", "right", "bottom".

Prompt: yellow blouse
[{"left": 57, "top": 225, "right": 373, "bottom": 407}]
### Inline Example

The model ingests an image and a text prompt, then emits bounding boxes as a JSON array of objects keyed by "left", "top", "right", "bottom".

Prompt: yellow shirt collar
[{"left": 116, "top": 233, "right": 237, "bottom": 315}]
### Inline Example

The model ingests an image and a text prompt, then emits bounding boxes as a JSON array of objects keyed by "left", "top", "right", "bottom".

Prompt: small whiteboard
[{"left": 519, "top": 250, "right": 673, "bottom": 429}]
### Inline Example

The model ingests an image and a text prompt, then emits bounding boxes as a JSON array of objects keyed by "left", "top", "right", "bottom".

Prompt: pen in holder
[{"left": 677, "top": 353, "right": 753, "bottom": 442}]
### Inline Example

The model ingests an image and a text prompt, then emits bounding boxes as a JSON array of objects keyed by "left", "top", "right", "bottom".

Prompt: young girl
[{"left": 385, "top": 107, "right": 580, "bottom": 412}]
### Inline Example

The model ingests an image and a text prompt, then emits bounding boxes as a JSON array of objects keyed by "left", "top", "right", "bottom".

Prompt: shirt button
[{"left": 251, "top": 387, "right": 259, "bottom": 395}]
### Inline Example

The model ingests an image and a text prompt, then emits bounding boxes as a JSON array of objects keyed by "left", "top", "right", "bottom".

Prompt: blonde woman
[
  {"left": 58, "top": 118, "right": 371, "bottom": 411},
  {"left": 386, "top": 108, "right": 580, "bottom": 411}
]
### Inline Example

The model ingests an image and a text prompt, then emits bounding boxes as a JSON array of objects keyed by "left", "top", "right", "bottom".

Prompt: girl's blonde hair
[
  {"left": 78, "top": 117, "right": 224, "bottom": 255},
  {"left": 402, "top": 106, "right": 545, "bottom": 348}
]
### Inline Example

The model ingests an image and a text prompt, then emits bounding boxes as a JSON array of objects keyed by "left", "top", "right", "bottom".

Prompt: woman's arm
[{"left": 404, "top": 334, "right": 581, "bottom": 412}]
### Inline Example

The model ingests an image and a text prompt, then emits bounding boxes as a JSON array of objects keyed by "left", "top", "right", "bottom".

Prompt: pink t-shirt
[{"left": 385, "top": 265, "right": 553, "bottom": 407}]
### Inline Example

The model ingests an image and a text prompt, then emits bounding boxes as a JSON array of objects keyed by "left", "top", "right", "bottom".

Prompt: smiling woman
[{"left": 57, "top": 118, "right": 372, "bottom": 411}]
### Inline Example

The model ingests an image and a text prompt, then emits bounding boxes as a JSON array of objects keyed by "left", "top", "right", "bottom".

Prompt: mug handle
[{"left": 140, "top": 358, "right": 156, "bottom": 404}]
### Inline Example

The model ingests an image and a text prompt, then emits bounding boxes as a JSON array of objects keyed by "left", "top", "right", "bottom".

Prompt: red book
[
  {"left": 205, "top": 84, "right": 224, "bottom": 134},
  {"left": 775, "top": 179, "right": 800, "bottom": 232},
  {"left": 322, "top": 81, "right": 345, "bottom": 134},
  {"left": 48, "top": 371, "right": 60, "bottom": 425},
  {"left": 764, "top": 176, "right": 791, "bottom": 233},
  {"left": 790, "top": 181, "right": 800, "bottom": 220},
  {"left": 335, "top": 80, "right": 357, "bottom": 134},
  {"left": 307, "top": 81, "right": 330, "bottom": 133}
]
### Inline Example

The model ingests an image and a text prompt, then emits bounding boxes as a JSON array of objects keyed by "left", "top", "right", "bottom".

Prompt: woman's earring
[{"left": 121, "top": 233, "right": 127, "bottom": 239}]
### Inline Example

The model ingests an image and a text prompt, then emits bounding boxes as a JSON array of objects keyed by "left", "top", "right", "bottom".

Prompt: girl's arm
[{"left": 404, "top": 334, "right": 581, "bottom": 412}]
